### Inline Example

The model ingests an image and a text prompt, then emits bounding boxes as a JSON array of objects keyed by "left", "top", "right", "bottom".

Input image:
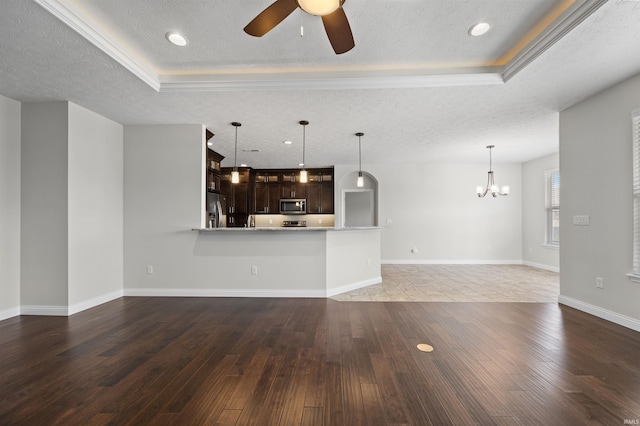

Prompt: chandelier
[{"left": 476, "top": 145, "right": 510, "bottom": 198}]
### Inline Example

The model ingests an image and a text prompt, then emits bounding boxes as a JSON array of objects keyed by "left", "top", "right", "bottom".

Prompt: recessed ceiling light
[
  {"left": 468, "top": 22, "right": 491, "bottom": 37},
  {"left": 299, "top": 163, "right": 305, "bottom": 167},
  {"left": 240, "top": 163, "right": 248, "bottom": 167},
  {"left": 165, "top": 32, "right": 188, "bottom": 46},
  {"left": 283, "top": 140, "right": 293, "bottom": 145}
]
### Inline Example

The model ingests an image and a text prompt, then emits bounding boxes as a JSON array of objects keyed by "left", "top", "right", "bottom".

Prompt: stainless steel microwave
[{"left": 280, "top": 199, "right": 306, "bottom": 214}]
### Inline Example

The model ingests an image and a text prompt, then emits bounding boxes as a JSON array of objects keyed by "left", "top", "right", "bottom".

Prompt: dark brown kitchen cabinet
[
  {"left": 206, "top": 148, "right": 224, "bottom": 193},
  {"left": 280, "top": 172, "right": 306, "bottom": 199},
  {"left": 305, "top": 169, "right": 334, "bottom": 213},
  {"left": 253, "top": 172, "right": 280, "bottom": 213},
  {"left": 253, "top": 182, "right": 280, "bottom": 213},
  {"left": 220, "top": 167, "right": 250, "bottom": 227}
]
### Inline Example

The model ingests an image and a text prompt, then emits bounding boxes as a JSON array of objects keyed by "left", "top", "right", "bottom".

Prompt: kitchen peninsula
[
  {"left": 196, "top": 148, "right": 381, "bottom": 297},
  {"left": 193, "top": 226, "right": 382, "bottom": 298}
]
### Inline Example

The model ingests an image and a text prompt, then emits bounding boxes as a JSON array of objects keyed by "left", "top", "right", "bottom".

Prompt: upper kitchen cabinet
[
  {"left": 306, "top": 168, "right": 334, "bottom": 214},
  {"left": 280, "top": 172, "right": 306, "bottom": 199},
  {"left": 253, "top": 171, "right": 280, "bottom": 213},
  {"left": 206, "top": 148, "right": 224, "bottom": 193}
]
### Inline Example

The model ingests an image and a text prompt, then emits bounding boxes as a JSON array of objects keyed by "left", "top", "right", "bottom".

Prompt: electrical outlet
[
  {"left": 386, "top": 218, "right": 392, "bottom": 225},
  {"left": 367, "top": 258, "right": 371, "bottom": 266},
  {"left": 251, "top": 266, "right": 258, "bottom": 275},
  {"left": 146, "top": 265, "right": 153, "bottom": 275},
  {"left": 411, "top": 247, "right": 418, "bottom": 253},
  {"left": 596, "top": 277, "right": 604, "bottom": 289}
]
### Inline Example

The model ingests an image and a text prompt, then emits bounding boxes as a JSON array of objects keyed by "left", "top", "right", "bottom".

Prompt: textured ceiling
[{"left": 2, "top": 0, "right": 640, "bottom": 169}]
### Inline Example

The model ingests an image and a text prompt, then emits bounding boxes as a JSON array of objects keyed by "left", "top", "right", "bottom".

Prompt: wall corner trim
[
  {"left": 558, "top": 295, "right": 640, "bottom": 333},
  {"left": 20, "top": 305, "right": 69, "bottom": 316},
  {"left": 68, "top": 290, "right": 124, "bottom": 316},
  {"left": 0, "top": 307, "right": 21, "bottom": 321},
  {"left": 326, "top": 277, "right": 382, "bottom": 298},
  {"left": 522, "top": 261, "right": 560, "bottom": 273}
]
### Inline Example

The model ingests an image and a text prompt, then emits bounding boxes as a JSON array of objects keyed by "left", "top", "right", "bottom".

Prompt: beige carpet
[{"left": 331, "top": 264, "right": 559, "bottom": 302}]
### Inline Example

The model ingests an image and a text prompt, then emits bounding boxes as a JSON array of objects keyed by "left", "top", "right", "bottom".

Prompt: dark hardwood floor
[{"left": 1, "top": 297, "right": 639, "bottom": 425}]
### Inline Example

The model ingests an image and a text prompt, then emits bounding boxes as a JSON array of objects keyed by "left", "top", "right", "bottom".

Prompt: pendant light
[
  {"left": 231, "top": 122, "right": 241, "bottom": 184},
  {"left": 476, "top": 145, "right": 509, "bottom": 197},
  {"left": 356, "top": 132, "right": 364, "bottom": 187},
  {"left": 299, "top": 120, "right": 309, "bottom": 183}
]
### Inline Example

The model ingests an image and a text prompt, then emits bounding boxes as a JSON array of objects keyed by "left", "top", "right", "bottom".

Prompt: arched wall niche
[{"left": 338, "top": 171, "right": 379, "bottom": 227}]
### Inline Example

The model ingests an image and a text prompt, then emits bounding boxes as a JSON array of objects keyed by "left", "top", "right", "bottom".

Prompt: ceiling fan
[{"left": 244, "top": 0, "right": 355, "bottom": 54}]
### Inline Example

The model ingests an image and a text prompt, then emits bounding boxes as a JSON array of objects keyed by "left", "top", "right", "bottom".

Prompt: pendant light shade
[
  {"left": 231, "top": 122, "right": 241, "bottom": 184},
  {"left": 477, "top": 145, "right": 509, "bottom": 197},
  {"left": 299, "top": 121, "right": 309, "bottom": 183},
  {"left": 356, "top": 132, "right": 364, "bottom": 187}
]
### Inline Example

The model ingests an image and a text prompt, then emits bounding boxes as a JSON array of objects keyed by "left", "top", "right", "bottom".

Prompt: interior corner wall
[
  {"left": 522, "top": 152, "right": 560, "bottom": 272},
  {"left": 67, "top": 103, "right": 123, "bottom": 312},
  {"left": 21, "top": 102, "right": 69, "bottom": 311},
  {"left": 560, "top": 72, "right": 640, "bottom": 329},
  {"left": 335, "top": 163, "right": 522, "bottom": 263},
  {"left": 0, "top": 95, "right": 22, "bottom": 320}
]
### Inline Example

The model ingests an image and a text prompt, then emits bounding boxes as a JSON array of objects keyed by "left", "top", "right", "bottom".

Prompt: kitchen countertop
[{"left": 193, "top": 226, "right": 383, "bottom": 232}]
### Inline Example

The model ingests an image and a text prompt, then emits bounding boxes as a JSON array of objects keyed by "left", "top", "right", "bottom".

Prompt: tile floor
[{"left": 331, "top": 264, "right": 559, "bottom": 302}]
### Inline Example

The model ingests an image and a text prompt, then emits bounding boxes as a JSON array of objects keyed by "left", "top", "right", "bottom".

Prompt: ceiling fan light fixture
[
  {"left": 468, "top": 22, "right": 491, "bottom": 37},
  {"left": 165, "top": 32, "right": 188, "bottom": 46},
  {"left": 297, "top": 0, "right": 341, "bottom": 16}
]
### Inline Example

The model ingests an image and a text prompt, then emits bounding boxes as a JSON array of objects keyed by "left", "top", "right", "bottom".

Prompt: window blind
[
  {"left": 545, "top": 169, "right": 560, "bottom": 246},
  {"left": 632, "top": 115, "right": 640, "bottom": 274}
]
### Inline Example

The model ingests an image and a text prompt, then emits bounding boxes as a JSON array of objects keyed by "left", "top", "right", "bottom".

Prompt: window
[
  {"left": 630, "top": 114, "right": 640, "bottom": 282},
  {"left": 545, "top": 169, "right": 560, "bottom": 247}
]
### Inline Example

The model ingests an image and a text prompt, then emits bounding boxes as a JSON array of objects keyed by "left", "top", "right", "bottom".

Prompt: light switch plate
[{"left": 573, "top": 215, "right": 590, "bottom": 226}]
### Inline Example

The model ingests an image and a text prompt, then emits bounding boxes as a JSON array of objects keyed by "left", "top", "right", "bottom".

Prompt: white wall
[
  {"left": 21, "top": 102, "right": 69, "bottom": 311},
  {"left": 560, "top": 72, "right": 640, "bottom": 331},
  {"left": 522, "top": 152, "right": 560, "bottom": 272},
  {"left": 68, "top": 103, "right": 123, "bottom": 313},
  {"left": 326, "top": 229, "right": 381, "bottom": 295},
  {"left": 125, "top": 124, "right": 322, "bottom": 295},
  {"left": 0, "top": 95, "right": 21, "bottom": 320},
  {"left": 20, "top": 101, "right": 124, "bottom": 315},
  {"left": 335, "top": 163, "right": 522, "bottom": 264}
]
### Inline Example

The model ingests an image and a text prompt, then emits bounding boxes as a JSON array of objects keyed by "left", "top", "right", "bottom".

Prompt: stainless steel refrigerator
[{"left": 207, "top": 193, "right": 227, "bottom": 228}]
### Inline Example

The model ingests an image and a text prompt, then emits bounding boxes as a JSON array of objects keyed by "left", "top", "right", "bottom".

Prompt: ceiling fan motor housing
[{"left": 297, "top": 0, "right": 343, "bottom": 16}]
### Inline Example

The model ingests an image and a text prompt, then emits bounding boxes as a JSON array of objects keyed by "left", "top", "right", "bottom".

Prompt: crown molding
[
  {"left": 157, "top": 72, "right": 504, "bottom": 92},
  {"left": 503, "top": 0, "right": 608, "bottom": 81}
]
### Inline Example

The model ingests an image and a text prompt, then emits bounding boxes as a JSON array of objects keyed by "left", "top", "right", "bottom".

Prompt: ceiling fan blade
[
  {"left": 244, "top": 0, "right": 299, "bottom": 37},
  {"left": 321, "top": 7, "right": 354, "bottom": 54}
]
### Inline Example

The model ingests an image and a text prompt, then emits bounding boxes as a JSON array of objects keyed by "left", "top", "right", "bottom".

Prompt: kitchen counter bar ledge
[{"left": 192, "top": 226, "right": 383, "bottom": 232}]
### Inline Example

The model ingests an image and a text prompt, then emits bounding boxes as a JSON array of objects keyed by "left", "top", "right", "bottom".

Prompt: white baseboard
[
  {"left": 522, "top": 261, "right": 560, "bottom": 273},
  {"left": 326, "top": 276, "right": 382, "bottom": 297},
  {"left": 68, "top": 289, "right": 124, "bottom": 315},
  {"left": 382, "top": 259, "right": 523, "bottom": 265},
  {"left": 124, "top": 288, "right": 327, "bottom": 298},
  {"left": 0, "top": 306, "right": 21, "bottom": 321},
  {"left": 558, "top": 295, "right": 640, "bottom": 333},
  {"left": 20, "top": 305, "right": 69, "bottom": 316},
  {"left": 18, "top": 290, "right": 124, "bottom": 317}
]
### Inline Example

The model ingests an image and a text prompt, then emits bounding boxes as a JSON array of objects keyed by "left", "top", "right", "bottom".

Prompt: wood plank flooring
[{"left": 1, "top": 297, "right": 639, "bottom": 425}]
